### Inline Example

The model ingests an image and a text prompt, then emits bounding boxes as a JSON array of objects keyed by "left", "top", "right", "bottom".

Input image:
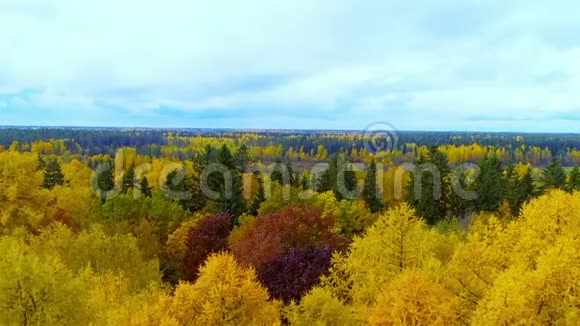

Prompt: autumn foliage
[
  {"left": 114, "top": 252, "right": 280, "bottom": 325},
  {"left": 257, "top": 245, "right": 335, "bottom": 303},
  {"left": 182, "top": 212, "right": 231, "bottom": 281},
  {"left": 368, "top": 269, "right": 460, "bottom": 325},
  {"left": 1, "top": 146, "right": 580, "bottom": 325},
  {"left": 230, "top": 206, "right": 350, "bottom": 267}
]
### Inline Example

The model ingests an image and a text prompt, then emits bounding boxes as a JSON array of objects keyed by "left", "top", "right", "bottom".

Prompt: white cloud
[{"left": 1, "top": 0, "right": 580, "bottom": 130}]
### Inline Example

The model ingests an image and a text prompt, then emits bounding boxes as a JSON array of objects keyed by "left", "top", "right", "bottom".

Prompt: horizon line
[{"left": 1, "top": 125, "right": 579, "bottom": 136}]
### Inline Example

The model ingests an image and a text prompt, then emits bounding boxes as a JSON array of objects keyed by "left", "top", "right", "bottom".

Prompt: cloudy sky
[{"left": 1, "top": 0, "right": 580, "bottom": 131}]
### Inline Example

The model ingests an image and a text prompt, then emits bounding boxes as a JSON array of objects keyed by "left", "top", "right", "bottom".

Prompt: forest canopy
[{"left": 0, "top": 127, "right": 578, "bottom": 325}]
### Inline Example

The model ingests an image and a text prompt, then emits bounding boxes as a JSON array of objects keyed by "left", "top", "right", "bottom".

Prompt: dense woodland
[
  {"left": 0, "top": 127, "right": 579, "bottom": 325},
  {"left": 2, "top": 127, "right": 580, "bottom": 165}
]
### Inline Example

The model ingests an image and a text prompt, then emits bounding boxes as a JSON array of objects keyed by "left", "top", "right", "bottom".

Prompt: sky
[{"left": 1, "top": 0, "right": 580, "bottom": 132}]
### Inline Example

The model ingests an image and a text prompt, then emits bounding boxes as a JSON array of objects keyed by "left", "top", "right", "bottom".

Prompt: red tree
[
  {"left": 183, "top": 213, "right": 231, "bottom": 281},
  {"left": 230, "top": 206, "right": 349, "bottom": 267},
  {"left": 256, "top": 245, "right": 335, "bottom": 303}
]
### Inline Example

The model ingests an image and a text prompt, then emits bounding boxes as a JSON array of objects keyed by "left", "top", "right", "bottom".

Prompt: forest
[{"left": 0, "top": 127, "right": 579, "bottom": 325}]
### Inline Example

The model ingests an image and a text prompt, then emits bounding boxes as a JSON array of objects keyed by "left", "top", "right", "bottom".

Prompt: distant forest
[{"left": 0, "top": 127, "right": 579, "bottom": 166}]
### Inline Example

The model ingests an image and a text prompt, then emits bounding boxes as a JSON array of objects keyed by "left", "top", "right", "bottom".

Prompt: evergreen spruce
[
  {"left": 504, "top": 164, "right": 518, "bottom": 214},
  {"left": 514, "top": 169, "right": 535, "bottom": 214},
  {"left": 218, "top": 145, "right": 245, "bottom": 227},
  {"left": 248, "top": 173, "right": 266, "bottom": 215},
  {"left": 235, "top": 144, "right": 251, "bottom": 173},
  {"left": 121, "top": 166, "right": 136, "bottom": 194},
  {"left": 405, "top": 147, "right": 451, "bottom": 224},
  {"left": 541, "top": 158, "right": 566, "bottom": 191},
  {"left": 342, "top": 161, "right": 358, "bottom": 200},
  {"left": 165, "top": 169, "right": 206, "bottom": 212},
  {"left": 567, "top": 166, "right": 580, "bottom": 192},
  {"left": 447, "top": 164, "right": 473, "bottom": 219},
  {"left": 362, "top": 158, "right": 383, "bottom": 213},
  {"left": 42, "top": 159, "right": 65, "bottom": 189},
  {"left": 286, "top": 159, "right": 298, "bottom": 187},
  {"left": 473, "top": 156, "right": 505, "bottom": 212},
  {"left": 96, "top": 163, "right": 115, "bottom": 202},
  {"left": 317, "top": 154, "right": 356, "bottom": 200},
  {"left": 504, "top": 164, "right": 534, "bottom": 216},
  {"left": 218, "top": 145, "right": 236, "bottom": 171},
  {"left": 139, "top": 176, "right": 153, "bottom": 198},
  {"left": 37, "top": 154, "right": 46, "bottom": 171},
  {"left": 317, "top": 155, "right": 336, "bottom": 193},
  {"left": 270, "top": 157, "right": 285, "bottom": 185}
]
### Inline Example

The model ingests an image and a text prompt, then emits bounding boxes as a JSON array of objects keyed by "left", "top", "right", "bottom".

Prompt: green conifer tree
[
  {"left": 96, "top": 163, "right": 115, "bottom": 202},
  {"left": 405, "top": 147, "right": 451, "bottom": 224},
  {"left": 42, "top": 159, "right": 65, "bottom": 190},
  {"left": 121, "top": 166, "right": 136, "bottom": 194},
  {"left": 362, "top": 158, "right": 383, "bottom": 213},
  {"left": 218, "top": 145, "right": 245, "bottom": 226},
  {"left": 37, "top": 154, "right": 46, "bottom": 171},
  {"left": 248, "top": 173, "right": 266, "bottom": 216},
  {"left": 139, "top": 176, "right": 153, "bottom": 198},
  {"left": 567, "top": 166, "right": 580, "bottom": 192},
  {"left": 514, "top": 169, "right": 534, "bottom": 214},
  {"left": 541, "top": 158, "right": 566, "bottom": 191},
  {"left": 235, "top": 144, "right": 251, "bottom": 173},
  {"left": 473, "top": 156, "right": 505, "bottom": 212},
  {"left": 270, "top": 157, "right": 285, "bottom": 185},
  {"left": 286, "top": 159, "right": 298, "bottom": 187}
]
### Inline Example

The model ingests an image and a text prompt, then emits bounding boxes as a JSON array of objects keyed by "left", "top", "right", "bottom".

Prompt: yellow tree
[
  {"left": 30, "top": 224, "right": 161, "bottom": 289},
  {"left": 48, "top": 159, "right": 98, "bottom": 227},
  {"left": 61, "top": 159, "right": 93, "bottom": 187},
  {"left": 165, "top": 216, "right": 205, "bottom": 269},
  {"left": 316, "top": 145, "right": 328, "bottom": 160},
  {"left": 322, "top": 204, "right": 438, "bottom": 306},
  {"left": 509, "top": 189, "right": 580, "bottom": 268},
  {"left": 443, "top": 213, "right": 512, "bottom": 320},
  {"left": 0, "top": 236, "right": 92, "bottom": 325},
  {"left": 368, "top": 269, "right": 460, "bottom": 325},
  {"left": 256, "top": 183, "right": 318, "bottom": 215},
  {"left": 472, "top": 235, "right": 580, "bottom": 325},
  {"left": 314, "top": 191, "right": 375, "bottom": 237},
  {"left": 286, "top": 287, "right": 361, "bottom": 326},
  {"left": 0, "top": 151, "right": 49, "bottom": 234},
  {"left": 351, "top": 147, "right": 359, "bottom": 161},
  {"left": 471, "top": 190, "right": 580, "bottom": 324},
  {"left": 140, "top": 252, "right": 280, "bottom": 325}
]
